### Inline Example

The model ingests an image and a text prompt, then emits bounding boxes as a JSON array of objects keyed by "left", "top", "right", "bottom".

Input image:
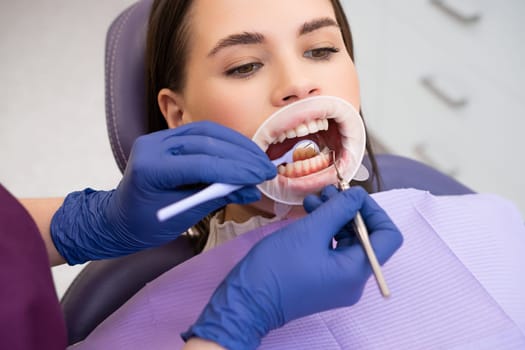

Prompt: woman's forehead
[{"left": 189, "top": 0, "right": 337, "bottom": 45}]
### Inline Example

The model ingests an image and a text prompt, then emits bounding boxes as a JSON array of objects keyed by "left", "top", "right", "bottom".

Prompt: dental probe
[
  {"left": 332, "top": 153, "right": 390, "bottom": 298},
  {"left": 156, "top": 140, "right": 320, "bottom": 222}
]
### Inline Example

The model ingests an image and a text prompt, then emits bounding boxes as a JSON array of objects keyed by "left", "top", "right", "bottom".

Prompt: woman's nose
[{"left": 271, "top": 66, "right": 321, "bottom": 107}]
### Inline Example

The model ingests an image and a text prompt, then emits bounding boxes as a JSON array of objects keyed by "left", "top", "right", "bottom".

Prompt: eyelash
[
  {"left": 225, "top": 62, "right": 263, "bottom": 78},
  {"left": 304, "top": 46, "right": 340, "bottom": 60},
  {"left": 225, "top": 46, "right": 340, "bottom": 78}
]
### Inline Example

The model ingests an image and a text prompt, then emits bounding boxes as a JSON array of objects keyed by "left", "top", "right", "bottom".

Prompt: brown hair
[
  {"left": 146, "top": 0, "right": 193, "bottom": 132},
  {"left": 327, "top": 0, "right": 380, "bottom": 191},
  {"left": 145, "top": 0, "right": 381, "bottom": 210}
]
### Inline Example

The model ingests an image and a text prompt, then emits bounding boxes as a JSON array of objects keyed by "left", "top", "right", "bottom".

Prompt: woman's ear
[{"left": 158, "top": 88, "right": 186, "bottom": 128}]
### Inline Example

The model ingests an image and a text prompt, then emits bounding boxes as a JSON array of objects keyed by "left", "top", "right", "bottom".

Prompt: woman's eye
[
  {"left": 225, "top": 62, "right": 263, "bottom": 78},
  {"left": 304, "top": 47, "right": 340, "bottom": 60}
]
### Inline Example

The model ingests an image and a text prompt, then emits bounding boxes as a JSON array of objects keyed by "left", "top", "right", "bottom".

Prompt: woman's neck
[
  {"left": 223, "top": 203, "right": 274, "bottom": 224},
  {"left": 223, "top": 199, "right": 307, "bottom": 224}
]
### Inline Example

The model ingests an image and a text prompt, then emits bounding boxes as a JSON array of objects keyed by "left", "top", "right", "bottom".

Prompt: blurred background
[
  {"left": 344, "top": 0, "right": 525, "bottom": 213},
  {"left": 0, "top": 0, "right": 134, "bottom": 297},
  {"left": 1, "top": 0, "right": 524, "bottom": 298}
]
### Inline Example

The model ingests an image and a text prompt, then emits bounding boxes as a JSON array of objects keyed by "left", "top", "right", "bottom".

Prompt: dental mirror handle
[{"left": 156, "top": 183, "right": 241, "bottom": 222}]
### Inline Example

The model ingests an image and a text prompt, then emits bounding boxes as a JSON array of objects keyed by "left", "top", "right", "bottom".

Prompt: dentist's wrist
[
  {"left": 181, "top": 280, "right": 280, "bottom": 350},
  {"left": 50, "top": 188, "right": 136, "bottom": 265}
]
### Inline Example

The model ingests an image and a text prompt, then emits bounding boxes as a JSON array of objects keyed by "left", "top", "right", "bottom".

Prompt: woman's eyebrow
[
  {"left": 208, "top": 32, "right": 265, "bottom": 57},
  {"left": 299, "top": 17, "right": 339, "bottom": 35},
  {"left": 207, "top": 18, "right": 338, "bottom": 57}
]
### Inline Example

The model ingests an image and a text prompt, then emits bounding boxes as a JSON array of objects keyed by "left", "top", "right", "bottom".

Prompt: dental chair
[{"left": 60, "top": 0, "right": 474, "bottom": 345}]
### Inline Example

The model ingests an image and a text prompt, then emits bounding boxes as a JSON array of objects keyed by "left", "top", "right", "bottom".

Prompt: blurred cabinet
[{"left": 342, "top": 0, "right": 525, "bottom": 214}]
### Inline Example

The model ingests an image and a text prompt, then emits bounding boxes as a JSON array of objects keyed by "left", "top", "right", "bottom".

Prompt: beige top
[{"left": 202, "top": 212, "right": 279, "bottom": 252}]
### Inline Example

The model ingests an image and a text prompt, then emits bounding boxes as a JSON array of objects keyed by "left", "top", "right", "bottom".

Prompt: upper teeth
[{"left": 274, "top": 118, "right": 329, "bottom": 144}]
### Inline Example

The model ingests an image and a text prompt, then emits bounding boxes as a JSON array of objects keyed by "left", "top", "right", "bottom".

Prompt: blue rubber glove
[
  {"left": 182, "top": 186, "right": 403, "bottom": 349},
  {"left": 51, "top": 121, "right": 277, "bottom": 265}
]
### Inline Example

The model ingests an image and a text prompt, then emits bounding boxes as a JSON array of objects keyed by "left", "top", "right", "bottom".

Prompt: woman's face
[{"left": 159, "top": 0, "right": 361, "bottom": 219}]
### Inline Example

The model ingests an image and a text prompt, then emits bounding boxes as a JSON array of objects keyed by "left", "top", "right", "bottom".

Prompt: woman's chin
[{"left": 243, "top": 196, "right": 306, "bottom": 220}]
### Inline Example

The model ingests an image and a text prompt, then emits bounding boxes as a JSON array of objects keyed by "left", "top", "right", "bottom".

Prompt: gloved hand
[
  {"left": 51, "top": 121, "right": 277, "bottom": 265},
  {"left": 182, "top": 186, "right": 403, "bottom": 350}
]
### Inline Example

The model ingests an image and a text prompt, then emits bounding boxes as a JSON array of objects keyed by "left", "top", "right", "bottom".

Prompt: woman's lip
[
  {"left": 266, "top": 133, "right": 324, "bottom": 160},
  {"left": 273, "top": 149, "right": 351, "bottom": 197},
  {"left": 278, "top": 167, "right": 336, "bottom": 192},
  {"left": 266, "top": 113, "right": 329, "bottom": 146},
  {"left": 255, "top": 109, "right": 338, "bottom": 151}
]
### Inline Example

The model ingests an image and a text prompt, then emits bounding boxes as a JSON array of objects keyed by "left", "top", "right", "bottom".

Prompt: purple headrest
[{"left": 105, "top": 0, "right": 153, "bottom": 173}]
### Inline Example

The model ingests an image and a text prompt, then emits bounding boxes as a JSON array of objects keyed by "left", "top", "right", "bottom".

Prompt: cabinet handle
[
  {"left": 413, "top": 143, "right": 458, "bottom": 177},
  {"left": 430, "top": 0, "right": 481, "bottom": 25},
  {"left": 421, "top": 76, "right": 468, "bottom": 109}
]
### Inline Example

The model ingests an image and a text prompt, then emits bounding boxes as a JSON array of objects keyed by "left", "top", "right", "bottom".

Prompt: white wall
[
  {"left": 0, "top": 0, "right": 135, "bottom": 297},
  {"left": 343, "top": 0, "right": 525, "bottom": 215}
]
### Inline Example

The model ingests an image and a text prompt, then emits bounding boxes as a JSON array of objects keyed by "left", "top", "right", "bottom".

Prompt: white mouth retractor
[{"left": 252, "top": 95, "right": 366, "bottom": 205}]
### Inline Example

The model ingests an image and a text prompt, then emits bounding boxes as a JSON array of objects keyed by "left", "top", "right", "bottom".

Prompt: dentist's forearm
[{"left": 20, "top": 197, "right": 66, "bottom": 266}]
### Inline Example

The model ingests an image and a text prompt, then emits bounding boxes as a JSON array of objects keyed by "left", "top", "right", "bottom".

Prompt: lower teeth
[{"left": 278, "top": 149, "right": 331, "bottom": 178}]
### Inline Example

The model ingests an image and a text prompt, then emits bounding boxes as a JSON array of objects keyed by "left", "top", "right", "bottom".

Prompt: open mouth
[
  {"left": 252, "top": 96, "right": 366, "bottom": 205},
  {"left": 265, "top": 118, "right": 341, "bottom": 178}
]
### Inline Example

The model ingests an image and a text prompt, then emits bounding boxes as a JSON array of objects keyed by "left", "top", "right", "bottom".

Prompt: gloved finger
[
  {"left": 320, "top": 185, "right": 339, "bottom": 201},
  {"left": 303, "top": 185, "right": 340, "bottom": 213},
  {"left": 158, "top": 186, "right": 260, "bottom": 224},
  {"left": 224, "top": 186, "right": 262, "bottom": 205},
  {"left": 335, "top": 236, "right": 356, "bottom": 248},
  {"left": 326, "top": 186, "right": 358, "bottom": 246},
  {"left": 303, "top": 194, "right": 323, "bottom": 213},
  {"left": 153, "top": 127, "right": 278, "bottom": 187},
  {"left": 333, "top": 205, "right": 403, "bottom": 268},
  {"left": 156, "top": 154, "right": 277, "bottom": 188},
  {"left": 334, "top": 224, "right": 357, "bottom": 247},
  {"left": 305, "top": 185, "right": 356, "bottom": 248},
  {"left": 302, "top": 195, "right": 345, "bottom": 249},
  {"left": 335, "top": 223, "right": 403, "bottom": 271},
  {"left": 170, "top": 186, "right": 262, "bottom": 223},
  {"left": 299, "top": 187, "right": 367, "bottom": 245},
  {"left": 159, "top": 121, "right": 266, "bottom": 157},
  {"left": 161, "top": 134, "right": 271, "bottom": 165},
  {"left": 359, "top": 194, "right": 401, "bottom": 234},
  {"left": 367, "top": 224, "right": 403, "bottom": 265}
]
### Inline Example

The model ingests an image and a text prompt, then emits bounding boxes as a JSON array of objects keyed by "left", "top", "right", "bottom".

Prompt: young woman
[
  {"left": 4, "top": 0, "right": 403, "bottom": 348},
  {"left": 146, "top": 0, "right": 379, "bottom": 251},
  {"left": 69, "top": 0, "right": 525, "bottom": 349}
]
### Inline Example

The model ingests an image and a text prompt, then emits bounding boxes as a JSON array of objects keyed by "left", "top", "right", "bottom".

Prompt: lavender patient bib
[{"left": 70, "top": 189, "right": 525, "bottom": 349}]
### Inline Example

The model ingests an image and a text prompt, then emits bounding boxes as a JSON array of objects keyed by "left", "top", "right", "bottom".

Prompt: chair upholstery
[
  {"left": 60, "top": 0, "right": 474, "bottom": 345},
  {"left": 105, "top": 0, "right": 153, "bottom": 173},
  {"left": 61, "top": 236, "right": 195, "bottom": 345},
  {"left": 370, "top": 154, "right": 473, "bottom": 196},
  {"left": 61, "top": 1, "right": 190, "bottom": 345}
]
